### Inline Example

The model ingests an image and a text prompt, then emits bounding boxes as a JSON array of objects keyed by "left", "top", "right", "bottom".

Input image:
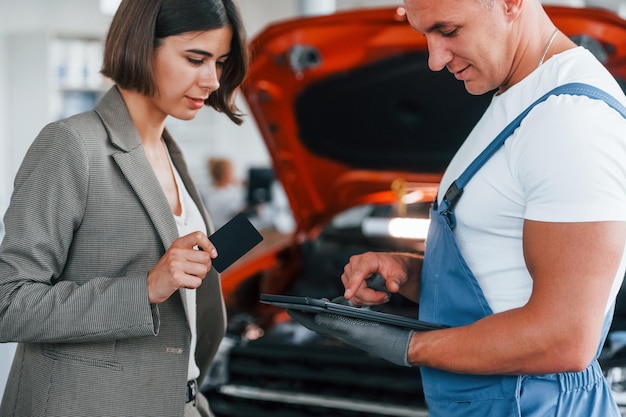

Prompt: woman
[{"left": 0, "top": 0, "right": 247, "bottom": 416}]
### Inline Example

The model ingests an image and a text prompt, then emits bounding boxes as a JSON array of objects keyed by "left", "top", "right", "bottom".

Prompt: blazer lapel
[
  {"left": 94, "top": 87, "right": 179, "bottom": 251},
  {"left": 113, "top": 151, "right": 180, "bottom": 250}
]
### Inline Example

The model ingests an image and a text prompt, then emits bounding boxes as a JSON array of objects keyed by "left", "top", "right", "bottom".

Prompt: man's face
[{"left": 403, "top": 0, "right": 513, "bottom": 95}]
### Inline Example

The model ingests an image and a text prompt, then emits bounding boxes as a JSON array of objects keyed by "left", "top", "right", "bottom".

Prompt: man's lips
[{"left": 451, "top": 65, "right": 470, "bottom": 80}]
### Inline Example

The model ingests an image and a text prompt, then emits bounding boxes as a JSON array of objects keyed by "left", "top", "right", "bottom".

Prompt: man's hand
[
  {"left": 341, "top": 252, "right": 423, "bottom": 304},
  {"left": 287, "top": 309, "right": 414, "bottom": 367}
]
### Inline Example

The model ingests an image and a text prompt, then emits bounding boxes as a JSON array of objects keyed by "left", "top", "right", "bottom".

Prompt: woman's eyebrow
[
  {"left": 186, "top": 49, "right": 231, "bottom": 59},
  {"left": 186, "top": 49, "right": 213, "bottom": 57}
]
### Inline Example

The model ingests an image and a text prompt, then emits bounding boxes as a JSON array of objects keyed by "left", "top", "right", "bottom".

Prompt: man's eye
[{"left": 442, "top": 28, "right": 459, "bottom": 37}]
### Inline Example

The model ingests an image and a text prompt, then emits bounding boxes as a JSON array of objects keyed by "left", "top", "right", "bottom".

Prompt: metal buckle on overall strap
[{"left": 442, "top": 181, "right": 463, "bottom": 229}]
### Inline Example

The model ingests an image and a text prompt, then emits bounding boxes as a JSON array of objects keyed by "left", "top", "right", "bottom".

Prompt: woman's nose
[{"left": 199, "top": 64, "right": 221, "bottom": 92}]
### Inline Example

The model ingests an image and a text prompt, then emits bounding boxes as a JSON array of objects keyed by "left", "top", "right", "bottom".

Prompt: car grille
[{"left": 205, "top": 338, "right": 429, "bottom": 417}]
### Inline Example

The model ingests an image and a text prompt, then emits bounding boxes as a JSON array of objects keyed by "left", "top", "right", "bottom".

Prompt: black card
[{"left": 209, "top": 213, "right": 263, "bottom": 272}]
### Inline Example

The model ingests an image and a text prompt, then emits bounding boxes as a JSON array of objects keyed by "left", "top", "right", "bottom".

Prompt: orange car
[{"left": 204, "top": 6, "right": 626, "bottom": 416}]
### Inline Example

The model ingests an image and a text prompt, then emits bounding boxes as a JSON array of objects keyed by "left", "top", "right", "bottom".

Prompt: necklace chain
[{"left": 538, "top": 28, "right": 559, "bottom": 67}]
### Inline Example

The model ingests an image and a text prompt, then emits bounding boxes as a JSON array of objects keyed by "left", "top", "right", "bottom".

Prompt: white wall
[
  {"left": 0, "top": 35, "right": 7, "bottom": 203},
  {"left": 0, "top": 0, "right": 111, "bottom": 202}
]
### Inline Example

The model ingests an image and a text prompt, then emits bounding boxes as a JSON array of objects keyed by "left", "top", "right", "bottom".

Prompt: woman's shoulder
[
  {"left": 28, "top": 110, "right": 111, "bottom": 167},
  {"left": 41, "top": 110, "right": 108, "bottom": 145}
]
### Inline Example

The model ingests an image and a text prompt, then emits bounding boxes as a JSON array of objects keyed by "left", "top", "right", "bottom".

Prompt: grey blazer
[{"left": 0, "top": 87, "right": 226, "bottom": 417}]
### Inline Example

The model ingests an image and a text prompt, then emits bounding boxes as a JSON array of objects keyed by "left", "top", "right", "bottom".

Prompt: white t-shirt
[{"left": 437, "top": 47, "right": 626, "bottom": 314}]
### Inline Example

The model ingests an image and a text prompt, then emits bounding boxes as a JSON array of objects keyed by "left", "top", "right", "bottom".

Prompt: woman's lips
[{"left": 187, "top": 97, "right": 206, "bottom": 110}]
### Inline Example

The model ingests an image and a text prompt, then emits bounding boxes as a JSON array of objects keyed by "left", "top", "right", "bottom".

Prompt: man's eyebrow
[{"left": 425, "top": 21, "right": 453, "bottom": 34}]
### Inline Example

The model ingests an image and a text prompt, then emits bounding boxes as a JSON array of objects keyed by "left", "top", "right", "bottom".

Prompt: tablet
[{"left": 260, "top": 294, "right": 448, "bottom": 331}]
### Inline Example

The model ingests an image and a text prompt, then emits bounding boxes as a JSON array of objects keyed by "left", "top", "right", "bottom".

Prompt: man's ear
[{"left": 502, "top": 0, "right": 524, "bottom": 19}]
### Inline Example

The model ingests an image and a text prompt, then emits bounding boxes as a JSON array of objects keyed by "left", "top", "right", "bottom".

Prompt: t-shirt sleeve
[{"left": 511, "top": 94, "right": 626, "bottom": 222}]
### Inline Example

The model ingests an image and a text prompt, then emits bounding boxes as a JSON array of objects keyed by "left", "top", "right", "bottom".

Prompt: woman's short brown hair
[{"left": 101, "top": 0, "right": 248, "bottom": 124}]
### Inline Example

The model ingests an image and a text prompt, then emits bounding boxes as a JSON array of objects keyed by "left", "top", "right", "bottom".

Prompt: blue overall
[{"left": 419, "top": 83, "right": 626, "bottom": 416}]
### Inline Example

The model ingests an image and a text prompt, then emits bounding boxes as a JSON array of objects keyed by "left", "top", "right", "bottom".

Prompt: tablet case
[{"left": 260, "top": 293, "right": 448, "bottom": 331}]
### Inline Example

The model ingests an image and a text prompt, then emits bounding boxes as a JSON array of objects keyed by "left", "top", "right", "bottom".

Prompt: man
[{"left": 288, "top": 0, "right": 626, "bottom": 415}]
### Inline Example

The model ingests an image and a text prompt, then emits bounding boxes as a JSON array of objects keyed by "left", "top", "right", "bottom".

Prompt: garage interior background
[{"left": 0, "top": 0, "right": 624, "bottom": 396}]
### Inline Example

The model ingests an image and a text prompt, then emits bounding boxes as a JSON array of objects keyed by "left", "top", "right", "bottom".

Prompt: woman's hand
[{"left": 147, "top": 231, "right": 217, "bottom": 303}]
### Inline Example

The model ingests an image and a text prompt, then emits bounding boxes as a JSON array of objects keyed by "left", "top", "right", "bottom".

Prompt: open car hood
[{"left": 242, "top": 5, "right": 626, "bottom": 234}]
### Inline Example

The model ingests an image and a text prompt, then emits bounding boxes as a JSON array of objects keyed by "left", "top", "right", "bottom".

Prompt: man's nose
[{"left": 427, "top": 38, "right": 452, "bottom": 72}]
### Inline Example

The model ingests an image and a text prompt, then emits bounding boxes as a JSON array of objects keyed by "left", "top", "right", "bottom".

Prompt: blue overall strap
[{"left": 442, "top": 82, "right": 626, "bottom": 212}]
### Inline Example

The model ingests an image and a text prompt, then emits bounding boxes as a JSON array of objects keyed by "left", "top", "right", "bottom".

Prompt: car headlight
[{"left": 362, "top": 217, "right": 430, "bottom": 240}]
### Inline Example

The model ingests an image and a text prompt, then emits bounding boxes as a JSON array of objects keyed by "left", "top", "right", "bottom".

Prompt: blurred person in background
[{"left": 202, "top": 157, "right": 246, "bottom": 229}]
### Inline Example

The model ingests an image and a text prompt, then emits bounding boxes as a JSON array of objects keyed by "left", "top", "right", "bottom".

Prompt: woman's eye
[{"left": 188, "top": 57, "right": 204, "bottom": 65}]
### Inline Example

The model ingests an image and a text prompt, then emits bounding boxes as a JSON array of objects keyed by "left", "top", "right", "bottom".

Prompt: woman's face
[{"left": 151, "top": 27, "right": 233, "bottom": 120}]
